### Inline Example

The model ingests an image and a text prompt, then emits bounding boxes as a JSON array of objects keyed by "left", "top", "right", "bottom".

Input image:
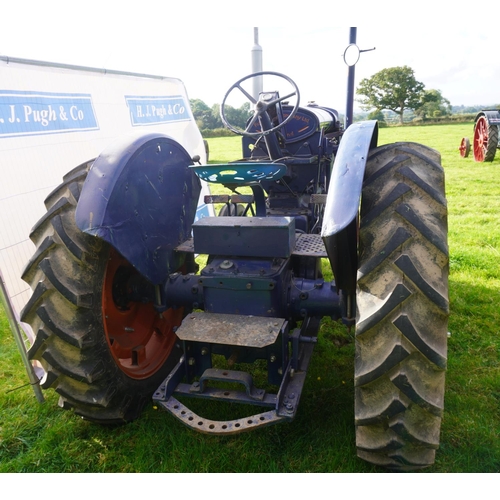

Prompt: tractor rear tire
[
  {"left": 355, "top": 142, "right": 449, "bottom": 470},
  {"left": 21, "top": 161, "right": 183, "bottom": 423}
]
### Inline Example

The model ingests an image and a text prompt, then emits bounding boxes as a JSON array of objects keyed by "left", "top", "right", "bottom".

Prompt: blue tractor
[{"left": 21, "top": 71, "right": 449, "bottom": 470}]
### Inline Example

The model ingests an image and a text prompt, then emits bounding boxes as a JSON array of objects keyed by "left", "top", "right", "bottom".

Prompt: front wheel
[
  {"left": 21, "top": 162, "right": 184, "bottom": 423},
  {"left": 355, "top": 143, "right": 449, "bottom": 470},
  {"left": 459, "top": 137, "right": 470, "bottom": 158}
]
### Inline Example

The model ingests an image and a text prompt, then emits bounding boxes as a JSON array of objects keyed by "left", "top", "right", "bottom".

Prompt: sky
[{"left": 1, "top": 3, "right": 500, "bottom": 113}]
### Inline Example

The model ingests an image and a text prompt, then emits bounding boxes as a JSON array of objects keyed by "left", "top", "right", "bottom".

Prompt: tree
[
  {"left": 367, "top": 109, "right": 386, "bottom": 122},
  {"left": 415, "top": 89, "right": 452, "bottom": 120},
  {"left": 190, "top": 99, "right": 252, "bottom": 130},
  {"left": 357, "top": 66, "right": 425, "bottom": 124},
  {"left": 219, "top": 102, "right": 252, "bottom": 130},
  {"left": 190, "top": 99, "right": 218, "bottom": 129}
]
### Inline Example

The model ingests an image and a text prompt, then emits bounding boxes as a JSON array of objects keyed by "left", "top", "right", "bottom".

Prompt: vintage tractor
[
  {"left": 459, "top": 109, "right": 500, "bottom": 161},
  {"left": 20, "top": 71, "right": 449, "bottom": 470}
]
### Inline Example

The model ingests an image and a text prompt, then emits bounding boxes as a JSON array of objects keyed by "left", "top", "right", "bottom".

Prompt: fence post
[{"left": 0, "top": 269, "right": 44, "bottom": 403}]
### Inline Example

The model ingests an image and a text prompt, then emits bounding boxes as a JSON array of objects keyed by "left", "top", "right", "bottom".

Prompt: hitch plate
[{"left": 160, "top": 396, "right": 287, "bottom": 435}]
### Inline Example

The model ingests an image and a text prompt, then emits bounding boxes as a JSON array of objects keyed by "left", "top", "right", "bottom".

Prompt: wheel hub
[{"left": 102, "top": 249, "right": 182, "bottom": 379}]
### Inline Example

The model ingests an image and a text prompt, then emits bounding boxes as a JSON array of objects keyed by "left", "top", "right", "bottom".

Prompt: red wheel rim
[
  {"left": 102, "top": 249, "right": 182, "bottom": 379},
  {"left": 459, "top": 137, "right": 470, "bottom": 158},
  {"left": 473, "top": 116, "right": 488, "bottom": 162}
]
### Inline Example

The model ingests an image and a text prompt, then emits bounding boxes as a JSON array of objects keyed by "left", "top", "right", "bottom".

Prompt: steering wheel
[{"left": 220, "top": 71, "right": 300, "bottom": 137}]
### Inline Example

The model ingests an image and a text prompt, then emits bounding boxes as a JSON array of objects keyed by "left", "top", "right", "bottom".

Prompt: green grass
[{"left": 1, "top": 123, "right": 499, "bottom": 472}]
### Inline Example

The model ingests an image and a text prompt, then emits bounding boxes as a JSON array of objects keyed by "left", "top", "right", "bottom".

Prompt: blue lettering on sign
[
  {"left": 0, "top": 90, "right": 99, "bottom": 138},
  {"left": 194, "top": 204, "right": 210, "bottom": 222},
  {"left": 125, "top": 95, "right": 191, "bottom": 126}
]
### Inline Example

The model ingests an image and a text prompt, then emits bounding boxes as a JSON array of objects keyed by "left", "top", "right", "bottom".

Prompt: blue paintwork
[
  {"left": 321, "top": 120, "right": 378, "bottom": 292},
  {"left": 476, "top": 109, "right": 500, "bottom": 125},
  {"left": 240, "top": 103, "right": 342, "bottom": 232},
  {"left": 75, "top": 133, "right": 201, "bottom": 284},
  {"left": 322, "top": 120, "right": 378, "bottom": 237},
  {"left": 193, "top": 215, "right": 295, "bottom": 258}
]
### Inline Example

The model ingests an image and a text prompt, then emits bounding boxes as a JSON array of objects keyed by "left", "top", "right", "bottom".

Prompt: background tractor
[
  {"left": 20, "top": 70, "right": 449, "bottom": 470},
  {"left": 459, "top": 109, "right": 500, "bottom": 161}
]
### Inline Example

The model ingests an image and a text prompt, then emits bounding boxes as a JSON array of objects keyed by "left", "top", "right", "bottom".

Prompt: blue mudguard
[
  {"left": 477, "top": 110, "right": 500, "bottom": 125},
  {"left": 321, "top": 120, "right": 378, "bottom": 293},
  {"left": 75, "top": 133, "right": 201, "bottom": 285}
]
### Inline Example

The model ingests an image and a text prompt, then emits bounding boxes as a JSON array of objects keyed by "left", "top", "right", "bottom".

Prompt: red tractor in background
[{"left": 459, "top": 110, "right": 500, "bottom": 161}]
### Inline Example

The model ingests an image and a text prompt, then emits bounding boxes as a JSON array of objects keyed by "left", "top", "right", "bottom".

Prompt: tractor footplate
[
  {"left": 175, "top": 312, "right": 285, "bottom": 348},
  {"left": 160, "top": 396, "right": 286, "bottom": 434}
]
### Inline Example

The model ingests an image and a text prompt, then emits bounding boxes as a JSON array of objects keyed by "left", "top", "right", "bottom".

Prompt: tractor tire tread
[
  {"left": 355, "top": 142, "right": 448, "bottom": 470},
  {"left": 484, "top": 123, "right": 498, "bottom": 162},
  {"left": 21, "top": 167, "right": 175, "bottom": 423}
]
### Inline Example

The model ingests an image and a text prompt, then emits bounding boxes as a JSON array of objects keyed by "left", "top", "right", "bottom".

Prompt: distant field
[{"left": 1, "top": 122, "right": 499, "bottom": 473}]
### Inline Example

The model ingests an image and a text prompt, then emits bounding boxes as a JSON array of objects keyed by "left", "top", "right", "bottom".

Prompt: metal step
[
  {"left": 293, "top": 233, "right": 327, "bottom": 257},
  {"left": 310, "top": 193, "right": 327, "bottom": 204},
  {"left": 175, "top": 312, "right": 285, "bottom": 348}
]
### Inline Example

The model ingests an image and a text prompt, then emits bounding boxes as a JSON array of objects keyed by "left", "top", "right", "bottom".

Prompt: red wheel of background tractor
[
  {"left": 473, "top": 116, "right": 498, "bottom": 162},
  {"left": 459, "top": 137, "right": 470, "bottom": 158}
]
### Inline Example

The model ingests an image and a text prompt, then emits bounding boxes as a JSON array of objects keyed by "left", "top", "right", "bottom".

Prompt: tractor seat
[{"left": 190, "top": 162, "right": 286, "bottom": 185}]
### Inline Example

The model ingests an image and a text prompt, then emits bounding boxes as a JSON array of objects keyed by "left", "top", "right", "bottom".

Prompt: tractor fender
[
  {"left": 75, "top": 133, "right": 201, "bottom": 285},
  {"left": 321, "top": 120, "right": 378, "bottom": 293},
  {"left": 475, "top": 110, "right": 500, "bottom": 126}
]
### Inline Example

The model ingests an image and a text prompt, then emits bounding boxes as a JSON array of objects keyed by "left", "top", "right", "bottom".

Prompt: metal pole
[
  {"left": 0, "top": 270, "right": 44, "bottom": 402},
  {"left": 345, "top": 27, "right": 357, "bottom": 129},
  {"left": 251, "top": 27, "right": 263, "bottom": 100}
]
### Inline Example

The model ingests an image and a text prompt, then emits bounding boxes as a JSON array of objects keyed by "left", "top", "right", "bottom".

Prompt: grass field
[{"left": 0, "top": 122, "right": 499, "bottom": 473}]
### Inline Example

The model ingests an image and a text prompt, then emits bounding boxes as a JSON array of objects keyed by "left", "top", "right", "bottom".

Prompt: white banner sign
[{"left": 0, "top": 57, "right": 211, "bottom": 341}]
